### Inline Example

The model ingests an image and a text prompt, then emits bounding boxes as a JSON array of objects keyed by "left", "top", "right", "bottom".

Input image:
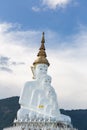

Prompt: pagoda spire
[
  {"left": 40, "top": 32, "right": 45, "bottom": 50},
  {"left": 37, "top": 32, "right": 47, "bottom": 57},
  {"left": 33, "top": 32, "right": 50, "bottom": 66}
]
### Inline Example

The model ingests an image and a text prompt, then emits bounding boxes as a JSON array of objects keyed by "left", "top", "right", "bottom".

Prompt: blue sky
[
  {"left": 0, "top": 0, "right": 87, "bottom": 35},
  {"left": 0, "top": 0, "right": 87, "bottom": 109}
]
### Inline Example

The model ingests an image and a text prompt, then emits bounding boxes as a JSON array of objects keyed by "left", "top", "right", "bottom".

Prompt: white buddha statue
[
  {"left": 40, "top": 75, "right": 60, "bottom": 117},
  {"left": 17, "top": 32, "right": 71, "bottom": 124},
  {"left": 17, "top": 32, "right": 50, "bottom": 121},
  {"left": 17, "top": 63, "right": 49, "bottom": 121}
]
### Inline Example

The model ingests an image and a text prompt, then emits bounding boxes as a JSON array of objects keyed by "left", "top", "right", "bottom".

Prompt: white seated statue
[
  {"left": 17, "top": 64, "right": 60, "bottom": 121},
  {"left": 17, "top": 32, "right": 71, "bottom": 124}
]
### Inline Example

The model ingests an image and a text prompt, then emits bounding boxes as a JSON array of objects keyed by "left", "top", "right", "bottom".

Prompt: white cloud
[
  {"left": 42, "top": 0, "right": 71, "bottom": 9},
  {"left": 32, "top": 0, "right": 73, "bottom": 11},
  {"left": 0, "top": 22, "right": 87, "bottom": 109},
  {"left": 47, "top": 27, "right": 87, "bottom": 109},
  {"left": 32, "top": 6, "right": 41, "bottom": 12}
]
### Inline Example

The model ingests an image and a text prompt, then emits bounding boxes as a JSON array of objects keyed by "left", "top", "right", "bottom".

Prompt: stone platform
[{"left": 4, "top": 120, "right": 78, "bottom": 130}]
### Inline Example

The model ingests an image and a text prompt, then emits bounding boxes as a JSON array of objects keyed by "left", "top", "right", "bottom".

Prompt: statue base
[{"left": 3, "top": 120, "right": 78, "bottom": 130}]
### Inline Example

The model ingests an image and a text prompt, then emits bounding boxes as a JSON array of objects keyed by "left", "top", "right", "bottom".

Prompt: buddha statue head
[
  {"left": 41, "top": 75, "right": 52, "bottom": 87},
  {"left": 35, "top": 64, "right": 48, "bottom": 79},
  {"left": 31, "top": 32, "right": 50, "bottom": 79}
]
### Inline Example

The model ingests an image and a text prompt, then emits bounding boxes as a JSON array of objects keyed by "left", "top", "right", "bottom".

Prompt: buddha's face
[
  {"left": 35, "top": 64, "right": 48, "bottom": 78},
  {"left": 42, "top": 75, "right": 51, "bottom": 86}
]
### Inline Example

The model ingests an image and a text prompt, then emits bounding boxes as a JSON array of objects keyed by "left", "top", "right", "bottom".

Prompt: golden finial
[
  {"left": 33, "top": 32, "right": 50, "bottom": 66},
  {"left": 41, "top": 32, "right": 45, "bottom": 45},
  {"left": 38, "top": 32, "right": 45, "bottom": 51}
]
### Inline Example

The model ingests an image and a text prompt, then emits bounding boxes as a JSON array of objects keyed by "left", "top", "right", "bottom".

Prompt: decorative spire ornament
[{"left": 33, "top": 32, "right": 50, "bottom": 66}]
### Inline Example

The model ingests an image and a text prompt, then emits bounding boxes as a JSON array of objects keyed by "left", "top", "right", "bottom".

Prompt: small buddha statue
[{"left": 40, "top": 74, "right": 60, "bottom": 117}]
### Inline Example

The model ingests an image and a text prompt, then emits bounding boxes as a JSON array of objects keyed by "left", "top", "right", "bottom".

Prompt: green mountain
[{"left": 0, "top": 97, "right": 87, "bottom": 130}]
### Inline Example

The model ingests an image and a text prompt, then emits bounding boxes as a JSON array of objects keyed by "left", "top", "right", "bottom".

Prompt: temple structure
[{"left": 3, "top": 33, "right": 78, "bottom": 130}]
